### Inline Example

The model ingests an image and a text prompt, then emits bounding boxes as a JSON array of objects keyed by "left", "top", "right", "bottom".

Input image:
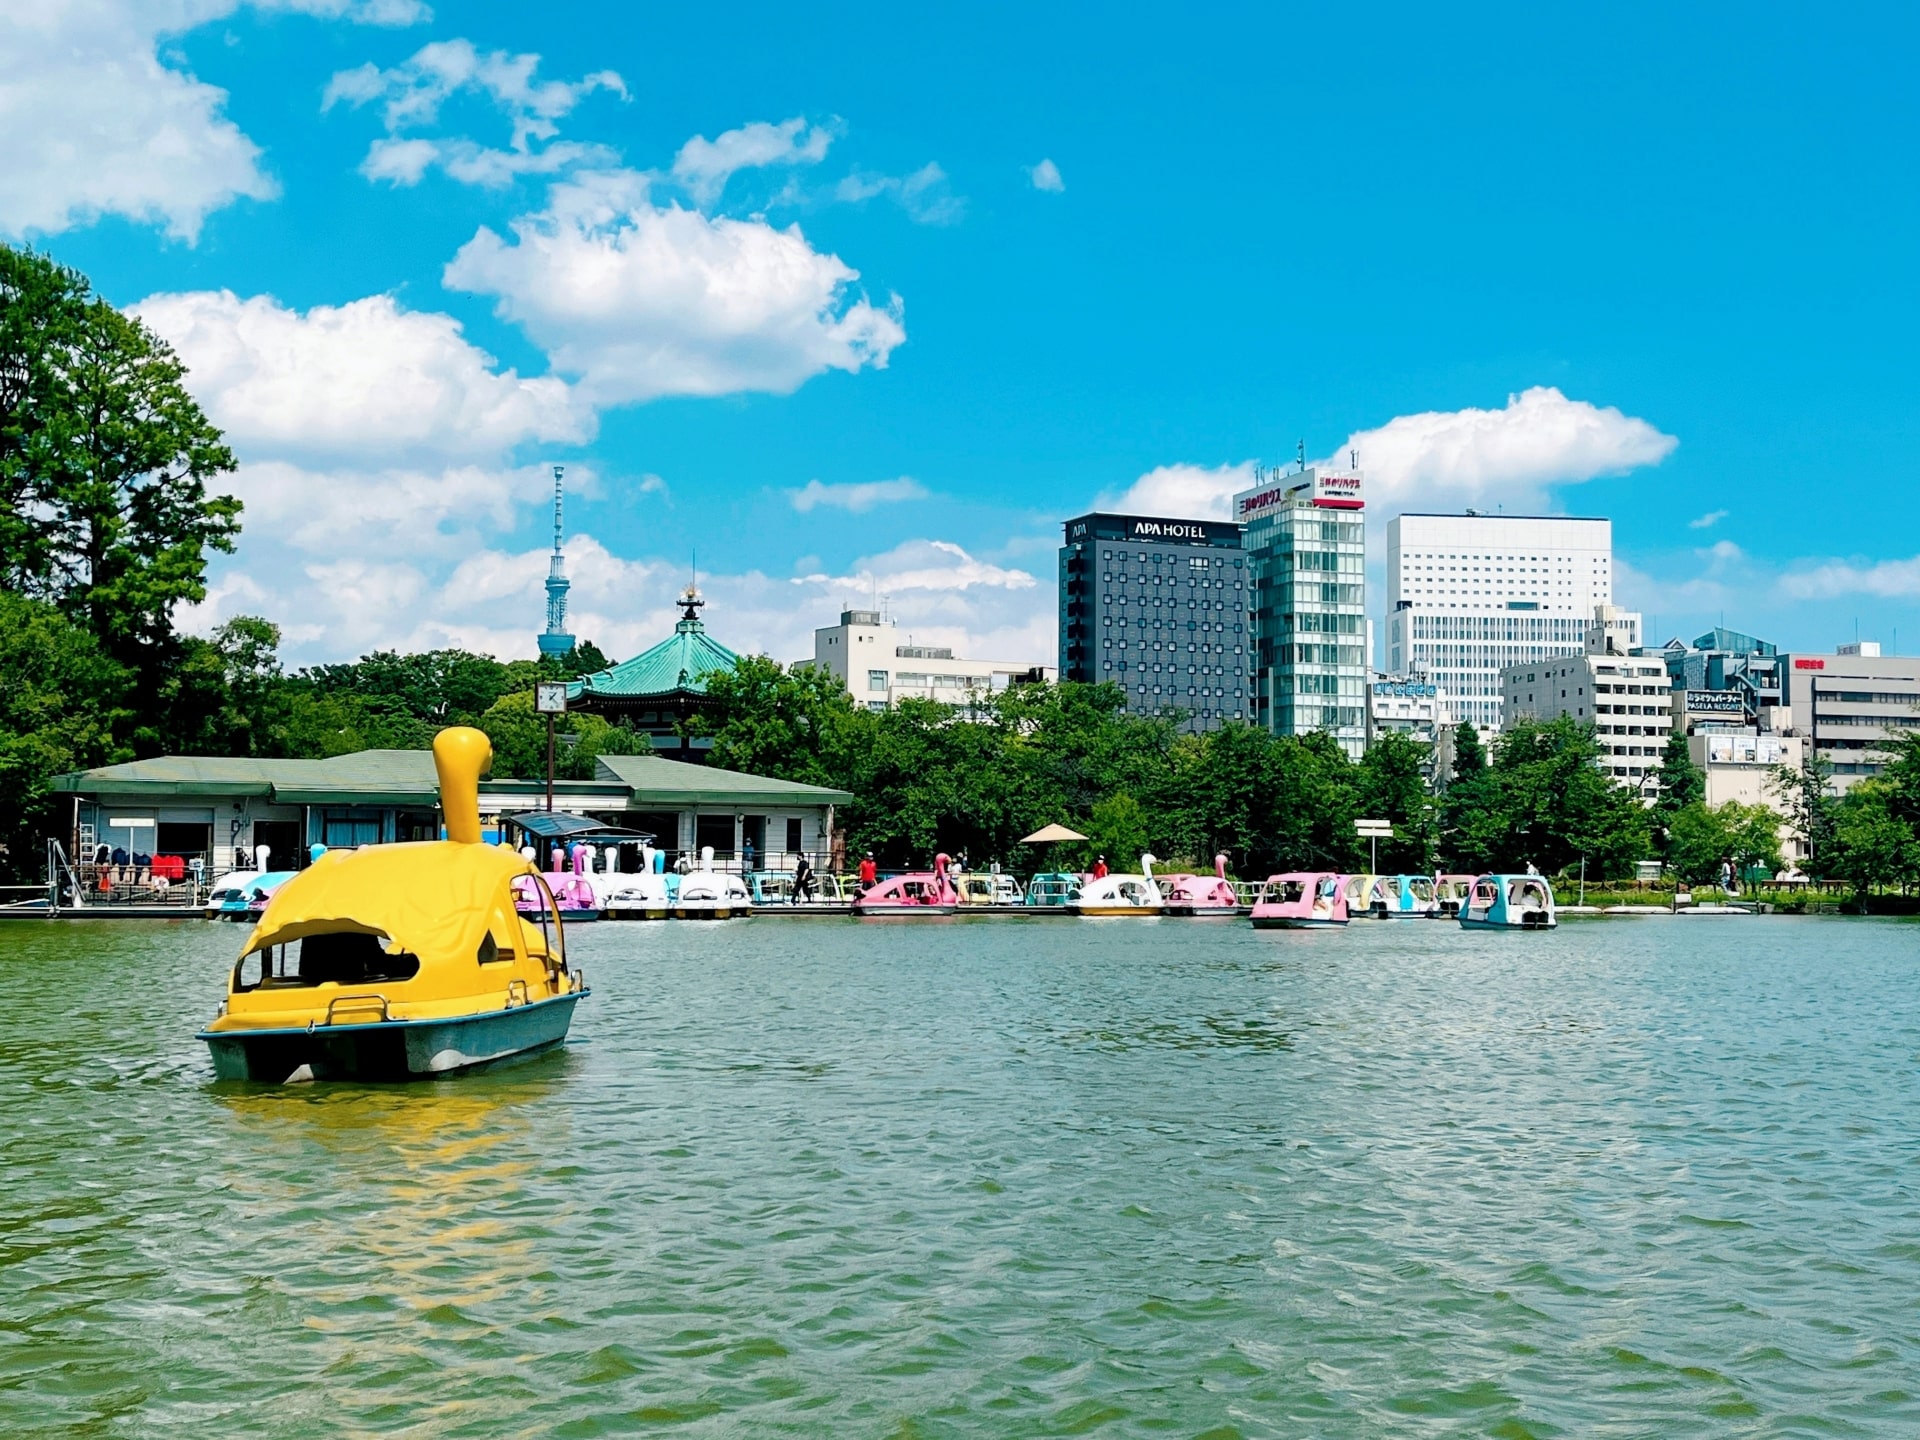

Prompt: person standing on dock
[
  {"left": 858, "top": 852, "right": 877, "bottom": 894},
  {"left": 1093, "top": 856, "right": 1109, "bottom": 880},
  {"left": 793, "top": 855, "right": 816, "bottom": 904}
]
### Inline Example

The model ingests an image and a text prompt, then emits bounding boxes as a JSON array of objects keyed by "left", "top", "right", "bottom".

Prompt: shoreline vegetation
[{"left": 9, "top": 242, "right": 1920, "bottom": 909}]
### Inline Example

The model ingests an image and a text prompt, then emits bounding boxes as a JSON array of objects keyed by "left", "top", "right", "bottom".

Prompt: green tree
[
  {"left": 0, "top": 593, "right": 133, "bottom": 878},
  {"left": 1770, "top": 754, "right": 1837, "bottom": 877},
  {"left": 1077, "top": 793, "right": 1153, "bottom": 873},
  {"left": 478, "top": 690, "right": 641, "bottom": 781},
  {"left": 1666, "top": 800, "right": 1784, "bottom": 886},
  {"left": 1442, "top": 718, "right": 1649, "bottom": 879},
  {"left": 698, "top": 657, "right": 867, "bottom": 788},
  {"left": 0, "top": 245, "right": 240, "bottom": 687},
  {"left": 1447, "top": 721, "right": 1487, "bottom": 784},
  {"left": 1355, "top": 731, "right": 1434, "bottom": 871},
  {"left": 1827, "top": 783, "right": 1920, "bottom": 911},
  {"left": 1652, "top": 729, "right": 1704, "bottom": 814}
]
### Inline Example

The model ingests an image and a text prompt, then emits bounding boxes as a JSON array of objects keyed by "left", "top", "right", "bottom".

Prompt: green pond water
[{"left": 3, "top": 914, "right": 1919, "bottom": 1437}]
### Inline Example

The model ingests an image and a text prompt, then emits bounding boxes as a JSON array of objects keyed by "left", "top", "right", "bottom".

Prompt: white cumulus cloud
[
  {"left": 835, "top": 163, "right": 964, "bottom": 225},
  {"left": 324, "top": 38, "right": 625, "bottom": 187},
  {"left": 1324, "top": 385, "right": 1677, "bottom": 508},
  {"left": 788, "top": 477, "right": 929, "bottom": 513},
  {"left": 672, "top": 117, "right": 834, "bottom": 207},
  {"left": 1779, "top": 555, "right": 1920, "bottom": 601},
  {"left": 1689, "top": 508, "right": 1729, "bottom": 529},
  {"left": 443, "top": 169, "right": 906, "bottom": 405},
  {"left": 131, "top": 289, "right": 591, "bottom": 464},
  {"left": 1099, "top": 462, "right": 1255, "bottom": 521},
  {"left": 1029, "top": 158, "right": 1064, "bottom": 192},
  {"left": 0, "top": 0, "right": 423, "bottom": 243}
]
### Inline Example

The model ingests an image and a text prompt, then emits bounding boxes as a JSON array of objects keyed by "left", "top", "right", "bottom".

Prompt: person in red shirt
[
  {"left": 1092, "top": 856, "right": 1108, "bottom": 880},
  {"left": 858, "top": 852, "right": 878, "bottom": 892}
]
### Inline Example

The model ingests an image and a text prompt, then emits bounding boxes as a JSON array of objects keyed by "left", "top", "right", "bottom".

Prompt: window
[
  {"left": 867, "top": 669, "right": 887, "bottom": 692},
  {"left": 786, "top": 818, "right": 803, "bottom": 853}
]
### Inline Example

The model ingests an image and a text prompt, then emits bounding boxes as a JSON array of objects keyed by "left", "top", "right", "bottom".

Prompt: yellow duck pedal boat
[{"left": 198, "top": 727, "right": 589, "bottom": 1082}]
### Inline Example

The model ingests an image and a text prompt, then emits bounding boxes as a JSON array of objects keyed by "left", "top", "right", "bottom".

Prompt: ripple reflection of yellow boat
[{"left": 197, "top": 727, "right": 589, "bottom": 1083}]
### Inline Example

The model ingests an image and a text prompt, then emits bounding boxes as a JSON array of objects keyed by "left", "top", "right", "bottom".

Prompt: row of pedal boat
[{"left": 206, "top": 847, "right": 1557, "bottom": 927}]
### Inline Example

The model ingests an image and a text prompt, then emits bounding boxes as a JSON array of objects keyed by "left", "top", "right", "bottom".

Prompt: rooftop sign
[
  {"left": 1061, "top": 513, "right": 1244, "bottom": 547},
  {"left": 1232, "top": 466, "right": 1365, "bottom": 521}
]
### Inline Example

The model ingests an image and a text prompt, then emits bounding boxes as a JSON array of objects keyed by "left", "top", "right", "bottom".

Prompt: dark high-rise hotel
[{"left": 1058, "top": 512, "right": 1250, "bottom": 727}]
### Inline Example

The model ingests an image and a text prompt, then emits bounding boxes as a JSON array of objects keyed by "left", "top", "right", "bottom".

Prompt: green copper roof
[
  {"left": 594, "top": 754, "right": 850, "bottom": 806},
  {"left": 568, "top": 592, "right": 739, "bottom": 702}
]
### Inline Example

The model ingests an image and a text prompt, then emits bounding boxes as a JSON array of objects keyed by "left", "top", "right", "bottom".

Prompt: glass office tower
[
  {"left": 1235, "top": 468, "right": 1367, "bottom": 759},
  {"left": 1058, "top": 512, "right": 1249, "bottom": 728}
]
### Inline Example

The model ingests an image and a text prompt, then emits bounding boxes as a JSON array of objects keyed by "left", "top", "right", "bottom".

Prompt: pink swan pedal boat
[
  {"left": 1164, "top": 853, "right": 1243, "bottom": 916},
  {"left": 853, "top": 853, "right": 959, "bottom": 916}
]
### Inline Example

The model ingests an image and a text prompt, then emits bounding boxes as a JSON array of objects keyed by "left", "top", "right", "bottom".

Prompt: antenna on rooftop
[
  {"left": 1297, "top": 439, "right": 1306, "bottom": 472},
  {"left": 1350, "top": 449, "right": 1357, "bottom": 469}
]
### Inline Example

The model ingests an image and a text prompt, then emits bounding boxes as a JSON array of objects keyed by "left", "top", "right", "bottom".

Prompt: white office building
[
  {"left": 1500, "top": 651, "right": 1675, "bottom": 786},
  {"left": 1385, "top": 513, "right": 1614, "bottom": 731},
  {"left": 811, "top": 609, "right": 1051, "bottom": 711}
]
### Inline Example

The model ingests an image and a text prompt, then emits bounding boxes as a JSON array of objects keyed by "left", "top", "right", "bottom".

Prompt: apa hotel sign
[{"left": 1128, "top": 518, "right": 1212, "bottom": 541}]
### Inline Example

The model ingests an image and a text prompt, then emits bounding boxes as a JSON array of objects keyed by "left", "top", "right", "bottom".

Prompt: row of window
[{"left": 1099, "top": 550, "right": 1245, "bottom": 567}]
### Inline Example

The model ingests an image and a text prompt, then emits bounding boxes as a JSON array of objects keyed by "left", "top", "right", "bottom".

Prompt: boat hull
[
  {"left": 1071, "top": 905, "right": 1165, "bottom": 917},
  {"left": 853, "top": 903, "right": 959, "bottom": 916},
  {"left": 200, "top": 991, "right": 586, "bottom": 1083},
  {"left": 1166, "top": 904, "right": 1246, "bottom": 917},
  {"left": 1457, "top": 917, "right": 1557, "bottom": 931},
  {"left": 671, "top": 904, "right": 749, "bottom": 919},
  {"left": 1250, "top": 916, "right": 1347, "bottom": 929}
]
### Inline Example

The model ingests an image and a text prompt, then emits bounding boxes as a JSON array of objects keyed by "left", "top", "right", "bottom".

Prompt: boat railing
[{"left": 323, "top": 993, "right": 391, "bottom": 1026}]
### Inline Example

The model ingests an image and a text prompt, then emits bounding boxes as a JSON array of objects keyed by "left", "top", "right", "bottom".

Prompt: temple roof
[{"left": 567, "top": 587, "right": 740, "bottom": 702}]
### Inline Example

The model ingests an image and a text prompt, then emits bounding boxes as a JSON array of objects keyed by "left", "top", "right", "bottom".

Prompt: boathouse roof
[{"left": 52, "top": 749, "right": 849, "bottom": 809}]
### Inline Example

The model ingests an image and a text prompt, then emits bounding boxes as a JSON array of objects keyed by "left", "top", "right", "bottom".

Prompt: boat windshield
[
  {"left": 1272, "top": 880, "right": 1306, "bottom": 905},
  {"left": 236, "top": 931, "right": 421, "bottom": 990}
]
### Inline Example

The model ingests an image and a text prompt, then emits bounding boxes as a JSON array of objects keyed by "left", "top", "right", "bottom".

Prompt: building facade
[
  {"left": 53, "top": 750, "right": 852, "bottom": 878},
  {"left": 812, "top": 609, "right": 1051, "bottom": 711},
  {"left": 1649, "top": 627, "right": 1783, "bottom": 726},
  {"left": 1366, "top": 675, "right": 1453, "bottom": 779},
  {"left": 1235, "top": 468, "right": 1367, "bottom": 758},
  {"left": 1058, "top": 511, "right": 1250, "bottom": 727},
  {"left": 1386, "top": 514, "right": 1614, "bottom": 732},
  {"left": 1500, "top": 651, "right": 1675, "bottom": 786},
  {"left": 1779, "top": 644, "right": 1920, "bottom": 790}
]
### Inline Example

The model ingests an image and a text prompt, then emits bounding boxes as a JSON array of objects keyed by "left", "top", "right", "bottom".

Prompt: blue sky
[{"left": 8, "top": 1, "right": 1919, "bottom": 666}]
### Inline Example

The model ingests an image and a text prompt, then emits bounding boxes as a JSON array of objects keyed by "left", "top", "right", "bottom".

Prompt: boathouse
[
  {"left": 566, "top": 585, "right": 739, "bottom": 760},
  {"left": 51, "top": 749, "right": 849, "bottom": 877}
]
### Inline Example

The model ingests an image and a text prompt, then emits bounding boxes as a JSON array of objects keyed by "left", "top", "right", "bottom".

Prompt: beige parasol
[{"left": 1020, "top": 823, "right": 1089, "bottom": 844}]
